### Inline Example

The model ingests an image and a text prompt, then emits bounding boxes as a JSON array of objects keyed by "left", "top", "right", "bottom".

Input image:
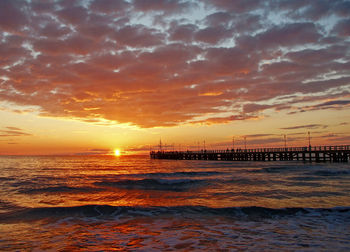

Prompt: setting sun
[{"left": 114, "top": 149, "right": 121, "bottom": 156}]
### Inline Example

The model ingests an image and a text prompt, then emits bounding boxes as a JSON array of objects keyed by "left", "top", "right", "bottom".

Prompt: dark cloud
[
  {"left": 194, "top": 25, "right": 232, "bottom": 44},
  {"left": 132, "top": 0, "right": 193, "bottom": 14},
  {"left": 333, "top": 18, "right": 350, "bottom": 37},
  {"left": 244, "top": 134, "right": 276, "bottom": 138},
  {"left": 205, "top": 0, "right": 263, "bottom": 13},
  {"left": 0, "top": 0, "right": 349, "bottom": 128},
  {"left": 112, "top": 25, "right": 165, "bottom": 48},
  {"left": 285, "top": 47, "right": 345, "bottom": 65},
  {"left": 0, "top": 0, "right": 27, "bottom": 32},
  {"left": 291, "top": 99, "right": 350, "bottom": 114},
  {"left": 191, "top": 114, "right": 259, "bottom": 125},
  {"left": 244, "top": 137, "right": 286, "bottom": 146},
  {"left": 90, "top": 0, "right": 130, "bottom": 14},
  {"left": 317, "top": 100, "right": 350, "bottom": 107},
  {"left": 280, "top": 124, "right": 327, "bottom": 130},
  {"left": 204, "top": 12, "right": 233, "bottom": 27},
  {"left": 243, "top": 104, "right": 274, "bottom": 114},
  {"left": 333, "top": 1, "right": 350, "bottom": 17},
  {"left": 204, "top": 12, "right": 262, "bottom": 34},
  {"left": 274, "top": 1, "right": 350, "bottom": 21},
  {"left": 238, "top": 22, "right": 321, "bottom": 51},
  {"left": 168, "top": 23, "right": 197, "bottom": 42},
  {"left": 56, "top": 5, "right": 89, "bottom": 25},
  {"left": 330, "top": 135, "right": 350, "bottom": 142}
]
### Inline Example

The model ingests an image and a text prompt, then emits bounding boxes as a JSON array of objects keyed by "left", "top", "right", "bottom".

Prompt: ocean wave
[
  {"left": 260, "top": 166, "right": 302, "bottom": 173},
  {"left": 20, "top": 185, "right": 103, "bottom": 194},
  {"left": 247, "top": 165, "right": 300, "bottom": 174},
  {"left": 226, "top": 177, "right": 268, "bottom": 185},
  {"left": 0, "top": 176, "right": 16, "bottom": 181},
  {"left": 214, "top": 189, "right": 345, "bottom": 199},
  {"left": 0, "top": 200, "right": 21, "bottom": 212},
  {"left": 94, "top": 178, "right": 206, "bottom": 191},
  {"left": 161, "top": 171, "right": 222, "bottom": 177},
  {"left": 304, "top": 170, "right": 350, "bottom": 176},
  {"left": 1, "top": 205, "right": 350, "bottom": 223},
  {"left": 99, "top": 171, "right": 222, "bottom": 179}
]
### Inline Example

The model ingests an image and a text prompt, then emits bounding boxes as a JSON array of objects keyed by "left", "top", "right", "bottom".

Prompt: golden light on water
[{"left": 114, "top": 149, "right": 121, "bottom": 156}]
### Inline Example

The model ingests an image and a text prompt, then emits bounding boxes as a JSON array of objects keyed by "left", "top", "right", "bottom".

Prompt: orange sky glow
[{"left": 0, "top": 0, "right": 350, "bottom": 155}]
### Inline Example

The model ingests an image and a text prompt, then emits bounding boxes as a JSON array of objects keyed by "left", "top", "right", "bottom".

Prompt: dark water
[{"left": 0, "top": 155, "right": 350, "bottom": 251}]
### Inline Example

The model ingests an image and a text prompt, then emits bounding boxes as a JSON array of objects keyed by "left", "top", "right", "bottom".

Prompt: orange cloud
[{"left": 0, "top": 0, "right": 349, "bottom": 129}]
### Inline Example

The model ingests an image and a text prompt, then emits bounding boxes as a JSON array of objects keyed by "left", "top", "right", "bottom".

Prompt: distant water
[{"left": 0, "top": 155, "right": 350, "bottom": 251}]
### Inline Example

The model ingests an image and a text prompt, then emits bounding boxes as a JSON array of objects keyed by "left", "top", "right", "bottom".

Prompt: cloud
[
  {"left": 132, "top": 0, "right": 194, "bottom": 14},
  {"left": 191, "top": 114, "right": 259, "bottom": 125},
  {"left": 112, "top": 25, "right": 165, "bottom": 48},
  {"left": 273, "top": 1, "right": 350, "bottom": 21},
  {"left": 194, "top": 25, "right": 232, "bottom": 44},
  {"left": 56, "top": 5, "right": 89, "bottom": 25},
  {"left": 285, "top": 47, "right": 345, "bottom": 65},
  {"left": 74, "top": 148, "right": 111, "bottom": 155},
  {"left": 325, "top": 135, "right": 350, "bottom": 143},
  {"left": 243, "top": 104, "right": 274, "bottom": 114},
  {"left": 124, "top": 145, "right": 154, "bottom": 152},
  {"left": 0, "top": 127, "right": 32, "bottom": 137},
  {"left": 317, "top": 100, "right": 350, "bottom": 107},
  {"left": 90, "top": 0, "right": 130, "bottom": 14},
  {"left": 244, "top": 134, "right": 276, "bottom": 138},
  {"left": 333, "top": 18, "right": 350, "bottom": 37},
  {"left": 291, "top": 99, "right": 350, "bottom": 114},
  {"left": 205, "top": 0, "right": 263, "bottom": 13},
  {"left": 0, "top": 0, "right": 27, "bottom": 32},
  {"left": 169, "top": 23, "right": 197, "bottom": 42},
  {"left": 5, "top": 126, "right": 22, "bottom": 131},
  {"left": 238, "top": 22, "right": 321, "bottom": 51},
  {"left": 0, "top": 0, "right": 349, "bottom": 128},
  {"left": 280, "top": 124, "right": 327, "bottom": 130}
]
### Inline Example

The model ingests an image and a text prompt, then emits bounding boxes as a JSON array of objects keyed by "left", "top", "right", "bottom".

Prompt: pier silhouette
[{"left": 150, "top": 145, "right": 350, "bottom": 162}]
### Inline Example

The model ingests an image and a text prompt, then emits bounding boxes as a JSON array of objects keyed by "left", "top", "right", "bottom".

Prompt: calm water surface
[{"left": 0, "top": 155, "right": 349, "bottom": 251}]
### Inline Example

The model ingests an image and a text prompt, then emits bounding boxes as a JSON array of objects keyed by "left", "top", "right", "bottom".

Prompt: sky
[{"left": 0, "top": 0, "right": 350, "bottom": 155}]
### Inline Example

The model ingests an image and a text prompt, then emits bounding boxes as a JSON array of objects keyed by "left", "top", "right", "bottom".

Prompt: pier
[{"left": 150, "top": 145, "right": 350, "bottom": 162}]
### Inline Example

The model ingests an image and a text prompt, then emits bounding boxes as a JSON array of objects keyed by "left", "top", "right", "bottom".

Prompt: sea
[{"left": 0, "top": 155, "right": 349, "bottom": 251}]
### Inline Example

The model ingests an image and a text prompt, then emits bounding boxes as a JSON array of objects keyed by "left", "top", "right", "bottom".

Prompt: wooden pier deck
[{"left": 150, "top": 145, "right": 350, "bottom": 162}]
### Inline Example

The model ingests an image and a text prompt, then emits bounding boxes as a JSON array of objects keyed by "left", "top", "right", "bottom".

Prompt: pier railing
[
  {"left": 151, "top": 145, "right": 350, "bottom": 154},
  {"left": 150, "top": 145, "right": 350, "bottom": 162}
]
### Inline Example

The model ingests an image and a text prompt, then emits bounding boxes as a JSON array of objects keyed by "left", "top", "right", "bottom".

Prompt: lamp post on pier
[{"left": 308, "top": 131, "right": 311, "bottom": 151}]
